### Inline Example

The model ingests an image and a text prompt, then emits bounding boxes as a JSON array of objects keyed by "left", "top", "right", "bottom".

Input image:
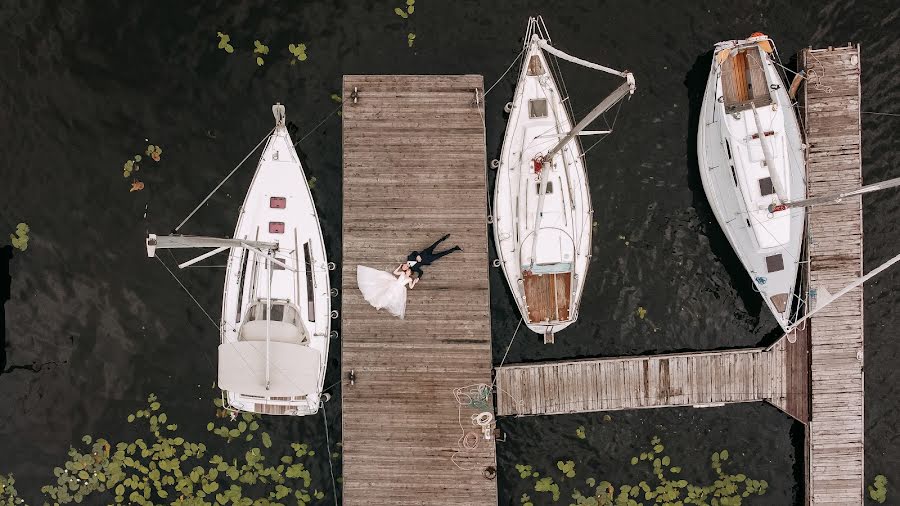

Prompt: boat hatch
[
  {"left": 527, "top": 55, "right": 545, "bottom": 76},
  {"left": 270, "top": 197, "right": 286, "bottom": 209},
  {"left": 770, "top": 293, "right": 788, "bottom": 312},
  {"left": 759, "top": 177, "right": 775, "bottom": 196},
  {"left": 269, "top": 222, "right": 285, "bottom": 233},
  {"left": 765, "top": 254, "right": 785, "bottom": 273},
  {"left": 720, "top": 48, "right": 772, "bottom": 112},
  {"left": 529, "top": 99, "right": 548, "bottom": 118},
  {"left": 523, "top": 271, "right": 572, "bottom": 323}
]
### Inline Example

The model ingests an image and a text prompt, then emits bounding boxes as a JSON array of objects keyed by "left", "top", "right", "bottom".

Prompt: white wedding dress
[{"left": 356, "top": 265, "right": 409, "bottom": 319}]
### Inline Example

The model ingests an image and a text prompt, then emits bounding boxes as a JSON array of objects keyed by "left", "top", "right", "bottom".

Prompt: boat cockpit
[{"left": 239, "top": 301, "right": 310, "bottom": 345}]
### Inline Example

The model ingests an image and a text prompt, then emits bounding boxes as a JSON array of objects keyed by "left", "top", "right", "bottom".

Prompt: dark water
[{"left": 1, "top": 1, "right": 898, "bottom": 505}]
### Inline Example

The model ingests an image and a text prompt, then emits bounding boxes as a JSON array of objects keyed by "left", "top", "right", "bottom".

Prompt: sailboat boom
[
  {"left": 543, "top": 77, "right": 635, "bottom": 162},
  {"left": 146, "top": 234, "right": 277, "bottom": 257},
  {"left": 750, "top": 103, "right": 788, "bottom": 203},
  {"left": 771, "top": 175, "right": 900, "bottom": 211}
]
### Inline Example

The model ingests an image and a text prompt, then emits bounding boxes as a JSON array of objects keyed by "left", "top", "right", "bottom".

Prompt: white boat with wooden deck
[
  {"left": 492, "top": 17, "right": 635, "bottom": 343},
  {"left": 697, "top": 33, "right": 806, "bottom": 331},
  {"left": 146, "top": 104, "right": 331, "bottom": 416}
]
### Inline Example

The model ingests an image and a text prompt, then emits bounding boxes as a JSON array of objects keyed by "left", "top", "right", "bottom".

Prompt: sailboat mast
[
  {"left": 750, "top": 103, "right": 788, "bottom": 203},
  {"left": 265, "top": 256, "right": 271, "bottom": 391},
  {"left": 542, "top": 76, "right": 635, "bottom": 163}
]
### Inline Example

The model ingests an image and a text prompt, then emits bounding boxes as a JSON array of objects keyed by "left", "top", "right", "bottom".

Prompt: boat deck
[
  {"left": 340, "top": 75, "right": 497, "bottom": 505},
  {"left": 522, "top": 271, "right": 571, "bottom": 323},
  {"left": 801, "top": 44, "right": 864, "bottom": 506}
]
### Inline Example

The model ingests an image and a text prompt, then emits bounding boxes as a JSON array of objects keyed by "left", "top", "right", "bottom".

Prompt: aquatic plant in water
[
  {"left": 516, "top": 436, "right": 768, "bottom": 505},
  {"left": 253, "top": 40, "right": 270, "bottom": 66},
  {"left": 393, "top": 0, "right": 416, "bottom": 47},
  {"left": 0, "top": 474, "right": 24, "bottom": 505},
  {"left": 868, "top": 474, "right": 887, "bottom": 503},
  {"left": 217, "top": 32, "right": 235, "bottom": 53},
  {"left": 146, "top": 144, "right": 163, "bottom": 162},
  {"left": 288, "top": 44, "right": 308, "bottom": 64},
  {"left": 1, "top": 393, "right": 328, "bottom": 505},
  {"left": 9, "top": 223, "right": 29, "bottom": 252}
]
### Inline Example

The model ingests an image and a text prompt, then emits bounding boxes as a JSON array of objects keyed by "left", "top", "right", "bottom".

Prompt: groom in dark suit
[{"left": 406, "top": 234, "right": 461, "bottom": 279}]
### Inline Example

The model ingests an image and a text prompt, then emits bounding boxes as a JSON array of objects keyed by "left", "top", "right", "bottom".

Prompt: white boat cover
[{"left": 218, "top": 341, "right": 321, "bottom": 397}]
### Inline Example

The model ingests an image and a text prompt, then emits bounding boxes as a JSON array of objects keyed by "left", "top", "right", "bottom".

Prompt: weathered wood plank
[
  {"left": 341, "top": 75, "right": 496, "bottom": 506},
  {"left": 493, "top": 347, "right": 781, "bottom": 416},
  {"left": 802, "top": 45, "right": 864, "bottom": 506}
]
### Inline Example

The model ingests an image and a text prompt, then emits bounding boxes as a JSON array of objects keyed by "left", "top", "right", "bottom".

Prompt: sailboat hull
[
  {"left": 697, "top": 36, "right": 806, "bottom": 330},
  {"left": 219, "top": 113, "right": 331, "bottom": 416},
  {"left": 493, "top": 21, "right": 592, "bottom": 337}
]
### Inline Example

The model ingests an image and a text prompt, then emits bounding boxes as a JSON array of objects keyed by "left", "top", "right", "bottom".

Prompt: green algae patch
[
  {"left": 515, "top": 436, "right": 769, "bottom": 505},
  {"left": 9, "top": 223, "right": 29, "bottom": 251},
  {"left": 1, "top": 393, "right": 330, "bottom": 505},
  {"left": 869, "top": 474, "right": 888, "bottom": 503}
]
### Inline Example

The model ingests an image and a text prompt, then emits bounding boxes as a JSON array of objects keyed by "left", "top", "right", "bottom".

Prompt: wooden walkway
[
  {"left": 801, "top": 45, "right": 864, "bottom": 506},
  {"left": 495, "top": 337, "right": 809, "bottom": 418},
  {"left": 340, "top": 75, "right": 497, "bottom": 505}
]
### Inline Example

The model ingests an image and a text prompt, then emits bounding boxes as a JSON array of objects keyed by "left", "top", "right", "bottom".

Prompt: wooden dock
[
  {"left": 340, "top": 75, "right": 497, "bottom": 505},
  {"left": 495, "top": 334, "right": 807, "bottom": 419},
  {"left": 801, "top": 45, "right": 864, "bottom": 506}
]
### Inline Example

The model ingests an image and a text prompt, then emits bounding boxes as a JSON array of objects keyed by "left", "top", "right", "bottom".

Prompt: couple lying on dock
[{"left": 356, "top": 234, "right": 461, "bottom": 319}]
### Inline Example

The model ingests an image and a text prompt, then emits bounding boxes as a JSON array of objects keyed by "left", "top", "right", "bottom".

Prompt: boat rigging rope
[
  {"left": 321, "top": 403, "right": 339, "bottom": 506},
  {"left": 579, "top": 97, "right": 625, "bottom": 158},
  {"left": 492, "top": 317, "right": 523, "bottom": 389},
  {"left": 155, "top": 255, "right": 219, "bottom": 329},
  {"left": 485, "top": 47, "right": 527, "bottom": 97},
  {"left": 174, "top": 127, "right": 275, "bottom": 233},
  {"left": 293, "top": 103, "right": 344, "bottom": 147}
]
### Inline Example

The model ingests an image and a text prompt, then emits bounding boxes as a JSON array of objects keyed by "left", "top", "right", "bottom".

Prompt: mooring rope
[
  {"left": 485, "top": 47, "right": 527, "bottom": 97},
  {"left": 321, "top": 403, "right": 339, "bottom": 506},
  {"left": 293, "top": 103, "right": 343, "bottom": 147}
]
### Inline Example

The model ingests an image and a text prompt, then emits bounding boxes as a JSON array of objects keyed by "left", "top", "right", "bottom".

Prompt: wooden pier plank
[
  {"left": 802, "top": 45, "right": 864, "bottom": 506},
  {"left": 341, "top": 75, "right": 497, "bottom": 505},
  {"left": 494, "top": 348, "right": 784, "bottom": 416}
]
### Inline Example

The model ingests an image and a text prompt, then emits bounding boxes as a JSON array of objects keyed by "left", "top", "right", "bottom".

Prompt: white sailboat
[
  {"left": 697, "top": 33, "right": 806, "bottom": 331},
  {"left": 146, "top": 104, "right": 331, "bottom": 416},
  {"left": 492, "top": 16, "right": 635, "bottom": 343}
]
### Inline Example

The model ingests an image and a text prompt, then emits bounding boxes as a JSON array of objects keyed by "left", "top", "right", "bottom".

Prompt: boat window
[
  {"left": 235, "top": 248, "right": 249, "bottom": 324},
  {"left": 730, "top": 166, "right": 738, "bottom": 186},
  {"left": 724, "top": 139, "right": 733, "bottom": 160},
  {"left": 245, "top": 302, "right": 301, "bottom": 325},
  {"left": 758, "top": 177, "right": 775, "bottom": 196},
  {"left": 527, "top": 55, "right": 545, "bottom": 76},
  {"left": 270, "top": 304, "right": 285, "bottom": 321},
  {"left": 535, "top": 182, "right": 554, "bottom": 194},
  {"left": 304, "top": 243, "right": 316, "bottom": 322},
  {"left": 528, "top": 99, "right": 548, "bottom": 118},
  {"left": 765, "top": 254, "right": 785, "bottom": 273}
]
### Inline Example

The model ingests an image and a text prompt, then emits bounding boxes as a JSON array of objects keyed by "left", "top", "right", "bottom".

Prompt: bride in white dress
[{"left": 356, "top": 264, "right": 418, "bottom": 319}]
